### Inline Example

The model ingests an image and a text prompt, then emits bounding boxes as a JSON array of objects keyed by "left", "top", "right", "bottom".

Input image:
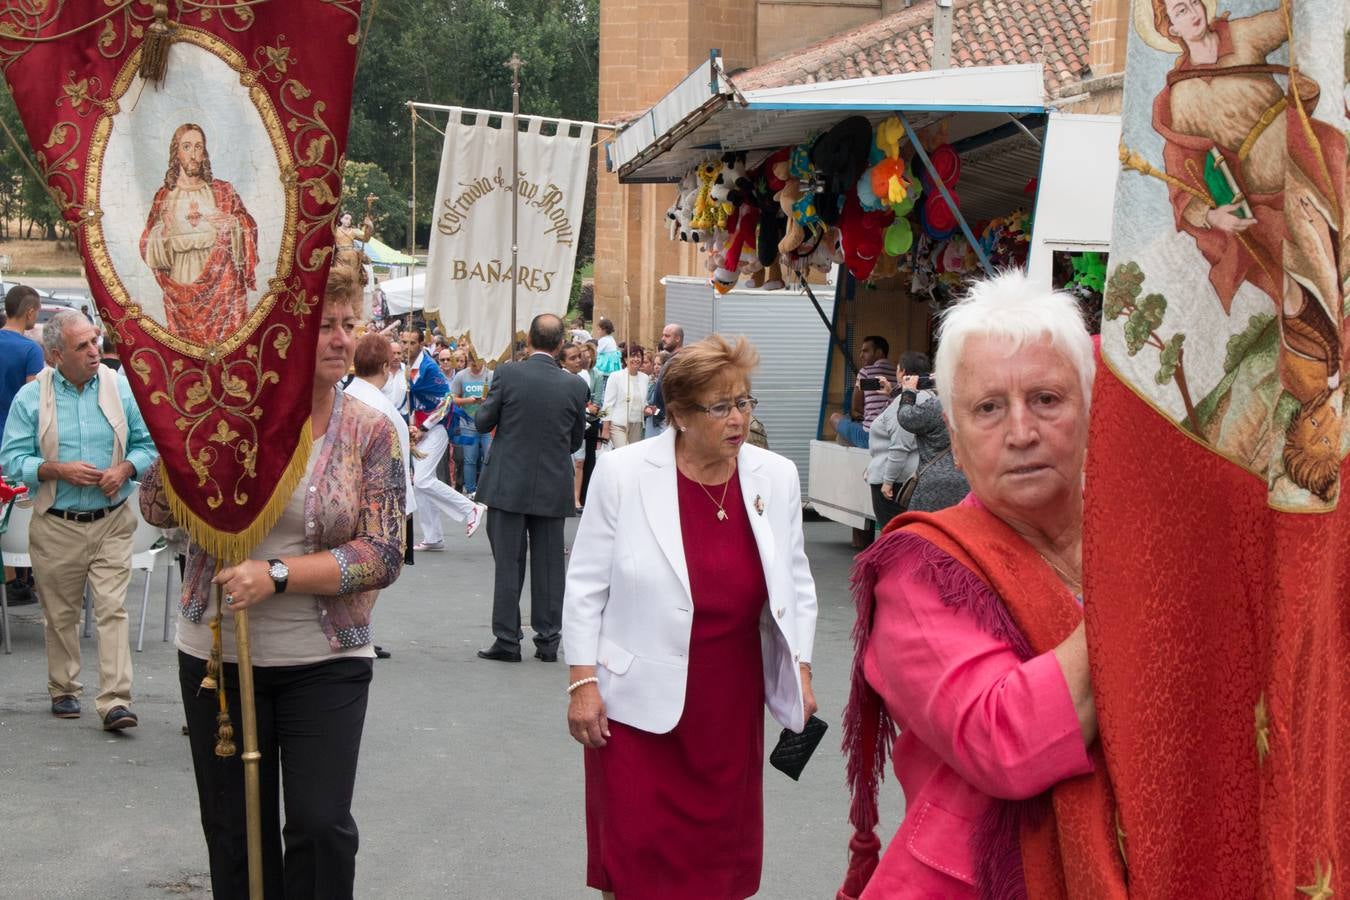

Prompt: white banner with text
[{"left": 425, "top": 109, "right": 593, "bottom": 360}]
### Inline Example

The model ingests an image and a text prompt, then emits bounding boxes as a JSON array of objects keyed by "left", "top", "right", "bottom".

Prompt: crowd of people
[{"left": 1, "top": 264, "right": 1111, "bottom": 900}]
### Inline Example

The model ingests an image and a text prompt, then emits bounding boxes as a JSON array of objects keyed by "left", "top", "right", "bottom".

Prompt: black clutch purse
[{"left": 769, "top": 715, "right": 828, "bottom": 781}]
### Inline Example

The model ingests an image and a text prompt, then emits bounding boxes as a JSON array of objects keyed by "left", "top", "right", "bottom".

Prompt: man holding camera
[{"left": 829, "top": 334, "right": 896, "bottom": 448}]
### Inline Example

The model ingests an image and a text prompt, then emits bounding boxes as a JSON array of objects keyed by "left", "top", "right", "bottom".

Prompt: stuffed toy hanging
[
  {"left": 837, "top": 192, "right": 894, "bottom": 281},
  {"left": 712, "top": 202, "right": 761, "bottom": 293},
  {"left": 753, "top": 148, "right": 791, "bottom": 268},
  {"left": 709, "top": 152, "right": 750, "bottom": 229},
  {"left": 809, "top": 116, "right": 873, "bottom": 226},
  {"left": 777, "top": 143, "right": 821, "bottom": 255},
  {"left": 689, "top": 160, "right": 721, "bottom": 232}
]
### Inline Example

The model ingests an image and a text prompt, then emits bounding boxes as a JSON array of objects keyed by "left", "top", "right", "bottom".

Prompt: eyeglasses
[{"left": 692, "top": 396, "right": 758, "bottom": 419}]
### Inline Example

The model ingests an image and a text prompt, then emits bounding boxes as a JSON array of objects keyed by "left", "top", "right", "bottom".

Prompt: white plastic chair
[
  {"left": 129, "top": 492, "right": 169, "bottom": 652},
  {"left": 0, "top": 498, "right": 33, "bottom": 655}
]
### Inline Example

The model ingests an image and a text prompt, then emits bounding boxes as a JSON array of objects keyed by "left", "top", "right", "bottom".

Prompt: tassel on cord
[
  {"left": 207, "top": 580, "right": 237, "bottom": 758},
  {"left": 139, "top": 2, "right": 173, "bottom": 85}
]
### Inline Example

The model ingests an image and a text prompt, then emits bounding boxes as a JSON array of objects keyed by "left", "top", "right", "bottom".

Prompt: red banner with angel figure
[
  {"left": 0, "top": 1, "right": 361, "bottom": 561},
  {"left": 1087, "top": 0, "right": 1348, "bottom": 895}
]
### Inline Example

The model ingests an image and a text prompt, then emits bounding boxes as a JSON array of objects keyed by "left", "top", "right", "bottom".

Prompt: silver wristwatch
[{"left": 267, "top": 558, "right": 289, "bottom": 594}]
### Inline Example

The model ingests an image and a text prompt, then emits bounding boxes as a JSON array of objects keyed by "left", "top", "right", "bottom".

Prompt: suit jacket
[
  {"left": 561, "top": 427, "right": 818, "bottom": 734},
  {"left": 475, "top": 351, "right": 587, "bottom": 518}
]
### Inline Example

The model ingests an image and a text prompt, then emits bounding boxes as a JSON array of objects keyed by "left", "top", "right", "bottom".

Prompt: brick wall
[
  {"left": 1089, "top": 0, "right": 1129, "bottom": 76},
  {"left": 596, "top": 0, "right": 880, "bottom": 346},
  {"left": 758, "top": 0, "right": 880, "bottom": 60}
]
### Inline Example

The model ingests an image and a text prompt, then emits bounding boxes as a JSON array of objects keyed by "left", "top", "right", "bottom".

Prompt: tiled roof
[{"left": 737, "top": 0, "right": 1091, "bottom": 98}]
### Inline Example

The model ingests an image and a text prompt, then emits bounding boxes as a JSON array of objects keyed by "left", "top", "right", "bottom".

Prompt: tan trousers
[
  {"left": 608, "top": 420, "right": 645, "bottom": 448},
  {"left": 31, "top": 503, "right": 135, "bottom": 717}
]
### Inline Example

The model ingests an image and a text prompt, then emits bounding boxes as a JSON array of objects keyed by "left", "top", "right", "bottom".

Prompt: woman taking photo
[
  {"left": 563, "top": 335, "right": 819, "bottom": 900},
  {"left": 140, "top": 255, "right": 406, "bottom": 900},
  {"left": 839, "top": 271, "right": 1122, "bottom": 899}
]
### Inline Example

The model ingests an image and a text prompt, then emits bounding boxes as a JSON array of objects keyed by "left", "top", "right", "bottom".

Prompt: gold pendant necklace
[
  {"left": 1037, "top": 551, "right": 1083, "bottom": 595},
  {"left": 693, "top": 460, "right": 737, "bottom": 521}
]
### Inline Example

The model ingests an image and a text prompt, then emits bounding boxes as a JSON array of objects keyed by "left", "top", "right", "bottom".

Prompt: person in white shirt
[
  {"left": 601, "top": 347, "right": 650, "bottom": 448},
  {"left": 344, "top": 333, "right": 416, "bottom": 660},
  {"left": 381, "top": 336, "right": 408, "bottom": 413}
]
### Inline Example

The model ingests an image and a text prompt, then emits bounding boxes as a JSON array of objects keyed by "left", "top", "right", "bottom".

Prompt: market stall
[{"left": 608, "top": 55, "right": 1118, "bottom": 528}]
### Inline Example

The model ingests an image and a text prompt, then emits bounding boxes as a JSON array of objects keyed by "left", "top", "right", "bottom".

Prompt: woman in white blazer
[
  {"left": 599, "top": 347, "right": 649, "bottom": 448},
  {"left": 563, "top": 335, "right": 818, "bottom": 900}
]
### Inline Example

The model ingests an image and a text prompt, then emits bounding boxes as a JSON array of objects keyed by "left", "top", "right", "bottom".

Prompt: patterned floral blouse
[{"left": 140, "top": 388, "right": 406, "bottom": 650}]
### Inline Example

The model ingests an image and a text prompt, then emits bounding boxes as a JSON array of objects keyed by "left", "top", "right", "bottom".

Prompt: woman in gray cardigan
[{"left": 889, "top": 374, "right": 970, "bottom": 513}]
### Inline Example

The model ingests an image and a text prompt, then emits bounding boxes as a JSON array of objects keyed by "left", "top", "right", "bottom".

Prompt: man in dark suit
[{"left": 474, "top": 314, "right": 588, "bottom": 662}]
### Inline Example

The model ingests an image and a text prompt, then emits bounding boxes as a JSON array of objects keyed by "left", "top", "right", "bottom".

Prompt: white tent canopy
[
  {"left": 380, "top": 272, "right": 426, "bottom": 316},
  {"left": 607, "top": 57, "right": 1047, "bottom": 184}
]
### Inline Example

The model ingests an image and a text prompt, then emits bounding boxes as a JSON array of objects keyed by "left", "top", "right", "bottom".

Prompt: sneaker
[
  {"left": 102, "top": 706, "right": 138, "bottom": 731},
  {"left": 413, "top": 541, "right": 445, "bottom": 552},
  {"left": 4, "top": 578, "right": 36, "bottom": 606},
  {"left": 465, "top": 502, "right": 488, "bottom": 538},
  {"left": 51, "top": 695, "right": 80, "bottom": 718}
]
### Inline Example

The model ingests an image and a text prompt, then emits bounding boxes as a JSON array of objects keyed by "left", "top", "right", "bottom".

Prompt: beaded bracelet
[{"left": 566, "top": 676, "right": 599, "bottom": 695}]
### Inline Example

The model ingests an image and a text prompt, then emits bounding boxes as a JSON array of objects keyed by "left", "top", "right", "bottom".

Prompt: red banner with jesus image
[{"left": 1, "top": 1, "right": 362, "bottom": 561}]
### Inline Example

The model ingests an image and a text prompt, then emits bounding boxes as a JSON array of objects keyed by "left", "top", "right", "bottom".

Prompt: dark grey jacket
[
  {"left": 475, "top": 352, "right": 588, "bottom": 518},
  {"left": 896, "top": 395, "right": 970, "bottom": 513}
]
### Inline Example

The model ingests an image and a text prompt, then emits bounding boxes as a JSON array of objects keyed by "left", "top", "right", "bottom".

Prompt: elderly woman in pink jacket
[{"left": 839, "top": 271, "right": 1125, "bottom": 899}]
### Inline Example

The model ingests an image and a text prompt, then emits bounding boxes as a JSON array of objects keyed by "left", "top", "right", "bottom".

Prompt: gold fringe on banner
[{"left": 160, "top": 420, "right": 314, "bottom": 570}]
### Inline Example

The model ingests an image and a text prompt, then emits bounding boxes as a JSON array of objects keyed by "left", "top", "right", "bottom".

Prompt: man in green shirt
[{"left": 0, "top": 310, "right": 158, "bottom": 729}]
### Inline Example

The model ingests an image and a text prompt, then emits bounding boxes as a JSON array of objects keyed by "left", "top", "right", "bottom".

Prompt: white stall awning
[{"left": 609, "top": 57, "right": 1047, "bottom": 184}]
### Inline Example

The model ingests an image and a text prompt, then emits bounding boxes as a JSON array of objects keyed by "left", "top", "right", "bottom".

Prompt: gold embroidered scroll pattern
[
  {"left": 35, "top": 119, "right": 98, "bottom": 227},
  {"left": 0, "top": 2, "right": 153, "bottom": 74},
  {"left": 277, "top": 73, "right": 344, "bottom": 279},
  {"left": 316, "top": 0, "right": 360, "bottom": 45},
  {"left": 129, "top": 321, "right": 292, "bottom": 510}
]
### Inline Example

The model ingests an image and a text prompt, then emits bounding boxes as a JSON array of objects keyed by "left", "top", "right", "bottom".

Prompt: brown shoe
[
  {"left": 102, "top": 706, "right": 138, "bottom": 731},
  {"left": 51, "top": 695, "right": 80, "bottom": 718}
]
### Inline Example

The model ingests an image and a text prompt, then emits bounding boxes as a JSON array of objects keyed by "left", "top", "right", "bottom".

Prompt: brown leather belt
[{"left": 45, "top": 499, "right": 126, "bottom": 523}]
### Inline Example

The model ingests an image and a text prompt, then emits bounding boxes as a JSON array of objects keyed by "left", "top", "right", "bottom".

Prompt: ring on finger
[{"left": 225, "top": 593, "right": 236, "bottom": 606}]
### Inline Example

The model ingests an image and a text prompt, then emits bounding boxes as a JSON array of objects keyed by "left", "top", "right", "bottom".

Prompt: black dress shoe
[
  {"left": 51, "top": 695, "right": 80, "bottom": 718},
  {"left": 476, "top": 646, "right": 522, "bottom": 662},
  {"left": 534, "top": 648, "right": 558, "bottom": 662},
  {"left": 374, "top": 645, "right": 392, "bottom": 659},
  {"left": 102, "top": 706, "right": 138, "bottom": 731}
]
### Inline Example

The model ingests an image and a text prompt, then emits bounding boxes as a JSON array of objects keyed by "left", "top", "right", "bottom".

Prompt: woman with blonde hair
[
  {"left": 140, "top": 254, "right": 406, "bottom": 899},
  {"left": 564, "top": 334, "right": 818, "bottom": 899}
]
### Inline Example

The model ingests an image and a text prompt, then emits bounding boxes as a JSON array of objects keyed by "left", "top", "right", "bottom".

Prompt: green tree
[
  {"left": 351, "top": 0, "right": 599, "bottom": 258},
  {"left": 339, "top": 160, "right": 406, "bottom": 242}
]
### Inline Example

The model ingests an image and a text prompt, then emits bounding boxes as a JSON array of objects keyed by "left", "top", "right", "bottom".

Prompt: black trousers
[
  {"left": 870, "top": 482, "right": 905, "bottom": 533},
  {"left": 579, "top": 419, "right": 600, "bottom": 503},
  {"left": 179, "top": 652, "right": 373, "bottom": 900},
  {"left": 485, "top": 509, "right": 565, "bottom": 651}
]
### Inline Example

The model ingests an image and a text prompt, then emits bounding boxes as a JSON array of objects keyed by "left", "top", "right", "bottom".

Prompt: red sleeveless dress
[{"left": 584, "top": 468, "right": 768, "bottom": 899}]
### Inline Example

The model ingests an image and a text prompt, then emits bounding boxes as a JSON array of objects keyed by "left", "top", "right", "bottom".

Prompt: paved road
[{"left": 0, "top": 516, "right": 905, "bottom": 899}]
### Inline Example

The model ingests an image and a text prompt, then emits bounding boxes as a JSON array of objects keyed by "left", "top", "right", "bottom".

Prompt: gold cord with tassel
[
  {"left": 206, "top": 579, "right": 236, "bottom": 758},
  {"left": 139, "top": 2, "right": 174, "bottom": 85}
]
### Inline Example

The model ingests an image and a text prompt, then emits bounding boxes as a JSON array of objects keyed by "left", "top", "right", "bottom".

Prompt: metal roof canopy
[{"left": 609, "top": 55, "right": 1048, "bottom": 184}]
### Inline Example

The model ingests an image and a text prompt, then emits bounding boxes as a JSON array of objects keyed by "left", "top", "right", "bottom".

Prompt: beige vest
[{"left": 35, "top": 364, "right": 127, "bottom": 514}]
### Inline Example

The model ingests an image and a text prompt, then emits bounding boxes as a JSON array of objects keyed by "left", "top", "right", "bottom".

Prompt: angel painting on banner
[
  {"left": 140, "top": 122, "right": 259, "bottom": 347},
  {"left": 1122, "top": 0, "right": 1347, "bottom": 506}
]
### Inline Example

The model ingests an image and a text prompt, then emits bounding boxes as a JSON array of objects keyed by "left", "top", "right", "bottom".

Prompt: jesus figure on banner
[{"left": 140, "top": 123, "right": 259, "bottom": 346}]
